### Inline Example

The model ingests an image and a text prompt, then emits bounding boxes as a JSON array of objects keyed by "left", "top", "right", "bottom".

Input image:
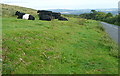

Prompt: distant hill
[{"left": 49, "top": 8, "right": 118, "bottom": 15}]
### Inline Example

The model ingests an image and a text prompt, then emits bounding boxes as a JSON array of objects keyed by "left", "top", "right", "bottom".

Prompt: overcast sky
[{"left": 1, "top": 0, "right": 120, "bottom": 10}]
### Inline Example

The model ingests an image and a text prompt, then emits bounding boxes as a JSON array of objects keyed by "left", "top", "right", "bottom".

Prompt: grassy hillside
[
  {"left": 2, "top": 4, "right": 118, "bottom": 74},
  {"left": 2, "top": 4, "right": 37, "bottom": 17}
]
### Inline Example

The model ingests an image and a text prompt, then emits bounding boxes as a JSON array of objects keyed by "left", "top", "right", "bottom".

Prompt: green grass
[
  {"left": 2, "top": 4, "right": 118, "bottom": 74},
  {"left": 2, "top": 17, "right": 118, "bottom": 74}
]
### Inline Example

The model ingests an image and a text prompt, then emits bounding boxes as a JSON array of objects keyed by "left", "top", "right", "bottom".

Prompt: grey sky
[{"left": 1, "top": 0, "right": 120, "bottom": 10}]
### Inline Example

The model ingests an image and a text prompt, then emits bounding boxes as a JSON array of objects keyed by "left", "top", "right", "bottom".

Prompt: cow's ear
[{"left": 37, "top": 10, "right": 40, "bottom": 13}]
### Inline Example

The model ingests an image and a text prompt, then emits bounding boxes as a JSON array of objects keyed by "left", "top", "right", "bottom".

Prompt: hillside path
[{"left": 100, "top": 22, "right": 119, "bottom": 44}]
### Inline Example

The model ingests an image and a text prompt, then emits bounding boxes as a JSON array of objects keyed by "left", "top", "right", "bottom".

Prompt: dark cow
[
  {"left": 38, "top": 15, "right": 53, "bottom": 21},
  {"left": 37, "top": 10, "right": 52, "bottom": 16},
  {"left": 52, "top": 12, "right": 61, "bottom": 19},
  {"left": 58, "top": 16, "right": 68, "bottom": 21},
  {"left": 37, "top": 10, "right": 68, "bottom": 21},
  {"left": 37, "top": 10, "right": 53, "bottom": 21},
  {"left": 15, "top": 11, "right": 35, "bottom": 20}
]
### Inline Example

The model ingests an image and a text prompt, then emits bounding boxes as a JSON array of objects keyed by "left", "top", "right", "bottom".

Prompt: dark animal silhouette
[
  {"left": 15, "top": 11, "right": 35, "bottom": 20},
  {"left": 37, "top": 10, "right": 68, "bottom": 21},
  {"left": 37, "top": 10, "right": 52, "bottom": 16},
  {"left": 39, "top": 15, "right": 53, "bottom": 21},
  {"left": 58, "top": 16, "right": 68, "bottom": 21},
  {"left": 37, "top": 10, "right": 53, "bottom": 21},
  {"left": 52, "top": 12, "right": 61, "bottom": 19}
]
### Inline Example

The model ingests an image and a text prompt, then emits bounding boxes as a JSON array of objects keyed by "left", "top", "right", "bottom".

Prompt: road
[{"left": 100, "top": 22, "right": 119, "bottom": 44}]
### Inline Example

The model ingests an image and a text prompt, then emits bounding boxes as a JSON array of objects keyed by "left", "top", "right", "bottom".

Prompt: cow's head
[
  {"left": 37, "top": 10, "right": 40, "bottom": 13},
  {"left": 15, "top": 11, "right": 20, "bottom": 15}
]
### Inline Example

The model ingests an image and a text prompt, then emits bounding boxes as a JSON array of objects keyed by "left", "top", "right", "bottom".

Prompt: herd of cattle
[{"left": 15, "top": 10, "right": 68, "bottom": 21}]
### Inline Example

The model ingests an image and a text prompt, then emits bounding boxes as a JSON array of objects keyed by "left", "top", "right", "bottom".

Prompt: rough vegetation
[
  {"left": 2, "top": 4, "right": 37, "bottom": 17},
  {"left": 2, "top": 4, "right": 118, "bottom": 74}
]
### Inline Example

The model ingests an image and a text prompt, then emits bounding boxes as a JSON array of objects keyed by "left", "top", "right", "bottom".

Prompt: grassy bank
[
  {"left": 2, "top": 4, "right": 118, "bottom": 74},
  {"left": 2, "top": 4, "right": 37, "bottom": 17}
]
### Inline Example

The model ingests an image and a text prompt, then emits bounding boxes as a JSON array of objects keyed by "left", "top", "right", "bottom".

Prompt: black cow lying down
[
  {"left": 58, "top": 16, "right": 68, "bottom": 21},
  {"left": 52, "top": 12, "right": 61, "bottom": 19},
  {"left": 37, "top": 10, "right": 52, "bottom": 16},
  {"left": 39, "top": 15, "right": 53, "bottom": 21},
  {"left": 37, "top": 10, "right": 52, "bottom": 21},
  {"left": 37, "top": 10, "right": 53, "bottom": 21},
  {"left": 15, "top": 11, "right": 35, "bottom": 20},
  {"left": 37, "top": 10, "right": 68, "bottom": 21}
]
